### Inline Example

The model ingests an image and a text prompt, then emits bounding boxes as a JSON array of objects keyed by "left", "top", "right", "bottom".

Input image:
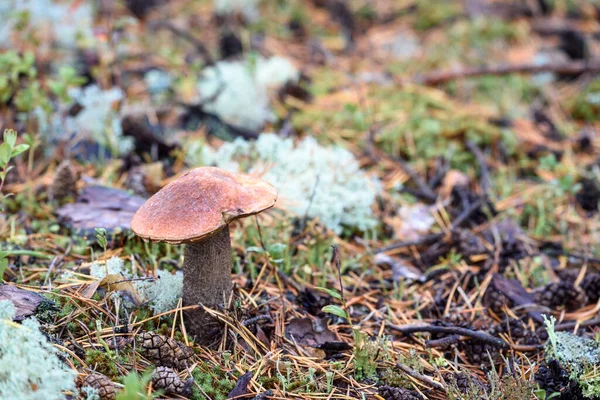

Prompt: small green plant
[
  {"left": 0, "top": 51, "right": 48, "bottom": 112},
  {"left": 0, "top": 129, "right": 30, "bottom": 278},
  {"left": 543, "top": 315, "right": 558, "bottom": 360},
  {"left": 95, "top": 228, "right": 108, "bottom": 261},
  {"left": 0, "top": 129, "right": 30, "bottom": 207},
  {"left": 534, "top": 388, "right": 561, "bottom": 399},
  {"left": 353, "top": 330, "right": 386, "bottom": 380},
  {"left": 116, "top": 370, "right": 154, "bottom": 400}
]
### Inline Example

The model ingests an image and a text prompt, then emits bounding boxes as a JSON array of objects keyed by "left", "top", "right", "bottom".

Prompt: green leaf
[
  {"left": 0, "top": 142, "right": 11, "bottom": 167},
  {"left": 10, "top": 143, "right": 29, "bottom": 158},
  {"left": 321, "top": 305, "right": 348, "bottom": 320},
  {"left": 315, "top": 287, "right": 342, "bottom": 301},
  {"left": 6, "top": 250, "right": 52, "bottom": 259},
  {"left": 3, "top": 129, "right": 16, "bottom": 148},
  {"left": 0, "top": 258, "right": 6, "bottom": 280},
  {"left": 246, "top": 246, "right": 265, "bottom": 254}
]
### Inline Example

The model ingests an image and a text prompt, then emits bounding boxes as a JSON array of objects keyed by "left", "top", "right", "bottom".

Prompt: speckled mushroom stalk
[
  {"left": 131, "top": 167, "right": 277, "bottom": 344},
  {"left": 182, "top": 226, "right": 233, "bottom": 339}
]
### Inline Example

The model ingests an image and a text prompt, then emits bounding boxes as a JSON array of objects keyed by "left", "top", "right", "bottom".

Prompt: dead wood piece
[
  {"left": 387, "top": 323, "right": 508, "bottom": 349},
  {"left": 416, "top": 60, "right": 600, "bottom": 85}
]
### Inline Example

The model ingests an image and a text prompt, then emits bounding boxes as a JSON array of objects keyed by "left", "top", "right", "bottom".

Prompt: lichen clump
[
  {"left": 213, "top": 0, "right": 259, "bottom": 19},
  {"left": 545, "top": 315, "right": 600, "bottom": 398},
  {"left": 90, "top": 256, "right": 131, "bottom": 279},
  {"left": 65, "top": 85, "right": 131, "bottom": 155},
  {"left": 137, "top": 270, "right": 184, "bottom": 315},
  {"left": 195, "top": 134, "right": 380, "bottom": 234},
  {"left": 0, "top": 300, "right": 77, "bottom": 399},
  {"left": 0, "top": 0, "right": 95, "bottom": 48},
  {"left": 197, "top": 57, "right": 299, "bottom": 131}
]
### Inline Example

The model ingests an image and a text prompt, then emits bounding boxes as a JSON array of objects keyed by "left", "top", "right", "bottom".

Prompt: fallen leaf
[
  {"left": 374, "top": 254, "right": 425, "bottom": 283},
  {"left": 82, "top": 274, "right": 143, "bottom": 306},
  {"left": 228, "top": 372, "right": 253, "bottom": 399},
  {"left": 286, "top": 317, "right": 339, "bottom": 348},
  {"left": 390, "top": 204, "right": 435, "bottom": 241},
  {"left": 55, "top": 185, "right": 145, "bottom": 235}
]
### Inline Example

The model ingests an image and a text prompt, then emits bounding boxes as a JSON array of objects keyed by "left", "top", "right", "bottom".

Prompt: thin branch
[
  {"left": 387, "top": 323, "right": 509, "bottom": 349},
  {"left": 465, "top": 140, "right": 491, "bottom": 197},
  {"left": 395, "top": 156, "right": 437, "bottom": 202},
  {"left": 415, "top": 60, "right": 600, "bottom": 85},
  {"left": 554, "top": 317, "right": 600, "bottom": 332},
  {"left": 151, "top": 21, "right": 215, "bottom": 66},
  {"left": 395, "top": 362, "right": 445, "bottom": 391},
  {"left": 425, "top": 334, "right": 461, "bottom": 348}
]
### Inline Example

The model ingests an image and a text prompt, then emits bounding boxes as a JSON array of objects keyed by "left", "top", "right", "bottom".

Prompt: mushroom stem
[{"left": 183, "top": 225, "right": 233, "bottom": 344}]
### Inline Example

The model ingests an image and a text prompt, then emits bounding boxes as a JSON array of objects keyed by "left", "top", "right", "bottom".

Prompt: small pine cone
[
  {"left": 496, "top": 318, "right": 541, "bottom": 345},
  {"left": 454, "top": 229, "right": 487, "bottom": 257},
  {"left": 83, "top": 373, "right": 116, "bottom": 400},
  {"left": 460, "top": 339, "right": 500, "bottom": 367},
  {"left": 49, "top": 160, "right": 77, "bottom": 202},
  {"left": 534, "top": 282, "right": 587, "bottom": 311},
  {"left": 152, "top": 366, "right": 193, "bottom": 397},
  {"left": 140, "top": 332, "right": 194, "bottom": 371},
  {"left": 495, "top": 318, "right": 528, "bottom": 340},
  {"left": 582, "top": 273, "right": 600, "bottom": 303},
  {"left": 378, "top": 385, "right": 421, "bottom": 400},
  {"left": 535, "top": 360, "right": 570, "bottom": 395},
  {"left": 556, "top": 269, "right": 579, "bottom": 284},
  {"left": 445, "top": 372, "right": 487, "bottom": 395},
  {"left": 483, "top": 288, "right": 512, "bottom": 314}
]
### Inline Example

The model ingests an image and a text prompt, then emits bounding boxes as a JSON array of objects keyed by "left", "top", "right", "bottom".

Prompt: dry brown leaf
[{"left": 82, "top": 274, "right": 143, "bottom": 306}]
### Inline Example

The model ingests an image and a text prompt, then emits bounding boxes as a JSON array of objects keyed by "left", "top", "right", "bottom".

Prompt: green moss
[
  {"left": 85, "top": 349, "right": 118, "bottom": 378},
  {"left": 569, "top": 77, "right": 600, "bottom": 121},
  {"left": 413, "top": 0, "right": 461, "bottom": 31},
  {"left": 190, "top": 366, "right": 236, "bottom": 400}
]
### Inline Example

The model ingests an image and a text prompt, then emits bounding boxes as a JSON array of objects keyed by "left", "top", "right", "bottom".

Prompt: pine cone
[
  {"left": 454, "top": 229, "right": 487, "bottom": 257},
  {"left": 378, "top": 385, "right": 421, "bottom": 400},
  {"left": 83, "top": 373, "right": 116, "bottom": 400},
  {"left": 582, "top": 273, "right": 600, "bottom": 303},
  {"left": 445, "top": 372, "right": 487, "bottom": 395},
  {"left": 49, "top": 160, "right": 77, "bottom": 203},
  {"left": 535, "top": 359, "right": 586, "bottom": 400},
  {"left": 494, "top": 318, "right": 540, "bottom": 345},
  {"left": 534, "top": 282, "right": 587, "bottom": 311},
  {"left": 140, "top": 332, "right": 194, "bottom": 370},
  {"left": 152, "top": 366, "right": 193, "bottom": 397},
  {"left": 483, "top": 288, "right": 512, "bottom": 314},
  {"left": 460, "top": 339, "right": 500, "bottom": 367}
]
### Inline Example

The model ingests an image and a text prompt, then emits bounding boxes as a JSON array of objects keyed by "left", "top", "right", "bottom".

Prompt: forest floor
[{"left": 1, "top": 0, "right": 600, "bottom": 399}]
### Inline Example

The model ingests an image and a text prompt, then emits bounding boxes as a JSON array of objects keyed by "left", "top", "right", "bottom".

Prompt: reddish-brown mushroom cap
[{"left": 131, "top": 167, "right": 277, "bottom": 244}]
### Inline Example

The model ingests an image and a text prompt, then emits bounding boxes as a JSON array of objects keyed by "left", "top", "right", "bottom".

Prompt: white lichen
[
  {"left": 0, "top": 300, "right": 77, "bottom": 399},
  {"left": 0, "top": 0, "right": 95, "bottom": 49},
  {"left": 81, "top": 385, "right": 100, "bottom": 400},
  {"left": 136, "top": 270, "right": 184, "bottom": 315},
  {"left": 255, "top": 56, "right": 300, "bottom": 89},
  {"left": 90, "top": 256, "right": 131, "bottom": 279},
  {"left": 197, "top": 56, "right": 299, "bottom": 131},
  {"left": 192, "top": 134, "right": 380, "bottom": 233},
  {"left": 214, "top": 0, "right": 260, "bottom": 20},
  {"left": 64, "top": 84, "right": 132, "bottom": 155},
  {"left": 144, "top": 69, "right": 173, "bottom": 96}
]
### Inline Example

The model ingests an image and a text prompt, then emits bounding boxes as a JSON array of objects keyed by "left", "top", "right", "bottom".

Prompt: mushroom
[{"left": 131, "top": 167, "right": 277, "bottom": 343}]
